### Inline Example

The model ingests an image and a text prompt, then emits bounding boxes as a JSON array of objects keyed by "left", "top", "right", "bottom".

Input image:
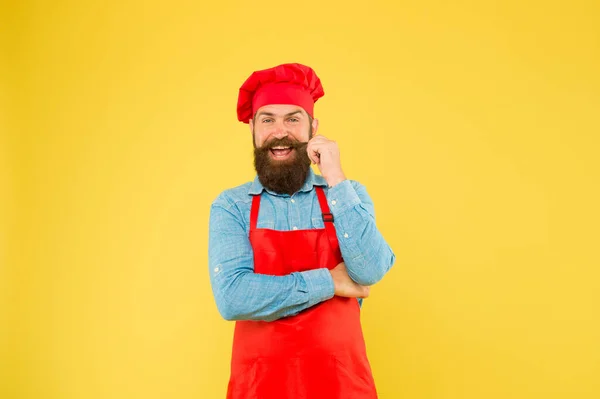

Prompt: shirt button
[
  {"left": 293, "top": 226, "right": 298, "bottom": 230},
  {"left": 344, "top": 233, "right": 349, "bottom": 238},
  {"left": 331, "top": 200, "right": 337, "bottom": 205},
  {"left": 291, "top": 199, "right": 295, "bottom": 203},
  {"left": 214, "top": 266, "right": 220, "bottom": 272}
]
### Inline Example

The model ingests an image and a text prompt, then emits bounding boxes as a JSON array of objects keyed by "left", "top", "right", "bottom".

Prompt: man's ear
[
  {"left": 249, "top": 118, "right": 257, "bottom": 148},
  {"left": 312, "top": 118, "right": 319, "bottom": 135}
]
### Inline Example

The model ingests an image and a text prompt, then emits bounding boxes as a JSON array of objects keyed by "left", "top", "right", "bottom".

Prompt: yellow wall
[{"left": 4, "top": 1, "right": 599, "bottom": 398}]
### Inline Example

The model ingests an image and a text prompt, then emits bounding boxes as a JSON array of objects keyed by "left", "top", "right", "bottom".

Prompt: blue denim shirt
[{"left": 208, "top": 169, "right": 396, "bottom": 322}]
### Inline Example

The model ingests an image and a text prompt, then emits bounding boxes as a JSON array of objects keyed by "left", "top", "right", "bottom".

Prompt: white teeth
[{"left": 272, "top": 146, "right": 291, "bottom": 149}]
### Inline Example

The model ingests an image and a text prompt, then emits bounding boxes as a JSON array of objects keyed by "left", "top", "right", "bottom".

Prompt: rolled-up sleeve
[
  {"left": 327, "top": 180, "right": 396, "bottom": 285},
  {"left": 208, "top": 195, "right": 334, "bottom": 322}
]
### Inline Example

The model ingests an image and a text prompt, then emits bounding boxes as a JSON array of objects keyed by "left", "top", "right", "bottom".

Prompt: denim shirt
[{"left": 208, "top": 169, "right": 396, "bottom": 322}]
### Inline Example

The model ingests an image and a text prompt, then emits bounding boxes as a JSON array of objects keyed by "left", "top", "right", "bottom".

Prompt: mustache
[{"left": 257, "top": 137, "right": 309, "bottom": 151}]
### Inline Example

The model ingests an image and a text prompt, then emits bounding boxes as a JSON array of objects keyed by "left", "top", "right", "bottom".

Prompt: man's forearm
[{"left": 211, "top": 266, "right": 334, "bottom": 322}]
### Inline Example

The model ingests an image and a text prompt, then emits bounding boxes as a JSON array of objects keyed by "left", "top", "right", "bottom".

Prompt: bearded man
[{"left": 208, "top": 63, "right": 396, "bottom": 399}]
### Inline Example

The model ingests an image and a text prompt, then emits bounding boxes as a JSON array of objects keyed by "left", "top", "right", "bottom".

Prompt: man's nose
[{"left": 272, "top": 123, "right": 289, "bottom": 139}]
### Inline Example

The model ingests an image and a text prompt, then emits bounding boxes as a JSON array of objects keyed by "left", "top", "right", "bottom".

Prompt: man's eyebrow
[{"left": 256, "top": 110, "right": 304, "bottom": 118}]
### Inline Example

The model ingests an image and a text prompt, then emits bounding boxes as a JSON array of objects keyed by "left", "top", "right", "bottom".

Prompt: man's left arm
[
  {"left": 306, "top": 135, "right": 396, "bottom": 286},
  {"left": 328, "top": 180, "right": 396, "bottom": 286}
]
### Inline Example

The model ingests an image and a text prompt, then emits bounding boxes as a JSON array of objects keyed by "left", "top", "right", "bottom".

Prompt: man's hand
[
  {"left": 329, "top": 262, "right": 370, "bottom": 298},
  {"left": 306, "top": 135, "right": 346, "bottom": 187}
]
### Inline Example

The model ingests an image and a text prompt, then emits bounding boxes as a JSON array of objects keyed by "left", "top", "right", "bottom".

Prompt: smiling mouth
[{"left": 270, "top": 146, "right": 294, "bottom": 159}]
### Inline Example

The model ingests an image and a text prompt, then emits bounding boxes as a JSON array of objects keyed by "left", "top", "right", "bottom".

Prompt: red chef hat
[{"left": 237, "top": 63, "right": 324, "bottom": 123}]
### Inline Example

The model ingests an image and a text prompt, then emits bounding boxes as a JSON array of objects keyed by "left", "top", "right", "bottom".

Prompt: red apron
[{"left": 226, "top": 187, "right": 378, "bottom": 399}]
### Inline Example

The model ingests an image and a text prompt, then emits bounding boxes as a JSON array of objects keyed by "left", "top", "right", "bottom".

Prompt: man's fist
[
  {"left": 306, "top": 135, "right": 346, "bottom": 187},
  {"left": 329, "top": 262, "right": 370, "bottom": 298}
]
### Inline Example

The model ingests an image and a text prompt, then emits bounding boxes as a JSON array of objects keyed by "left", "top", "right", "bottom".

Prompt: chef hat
[{"left": 236, "top": 63, "right": 324, "bottom": 123}]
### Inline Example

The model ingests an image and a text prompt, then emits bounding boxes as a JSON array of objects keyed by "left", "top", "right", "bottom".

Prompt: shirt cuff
[
  {"left": 327, "top": 180, "right": 361, "bottom": 216},
  {"left": 301, "top": 268, "right": 335, "bottom": 306}
]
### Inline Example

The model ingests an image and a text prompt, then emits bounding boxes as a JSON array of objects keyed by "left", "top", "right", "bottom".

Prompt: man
[{"left": 208, "top": 63, "right": 395, "bottom": 399}]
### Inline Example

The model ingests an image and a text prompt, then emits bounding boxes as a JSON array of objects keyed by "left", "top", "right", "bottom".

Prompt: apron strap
[
  {"left": 250, "top": 194, "right": 261, "bottom": 231},
  {"left": 315, "top": 187, "right": 342, "bottom": 257}
]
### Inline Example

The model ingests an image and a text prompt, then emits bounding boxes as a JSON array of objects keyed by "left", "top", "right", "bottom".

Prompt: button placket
[{"left": 288, "top": 195, "right": 300, "bottom": 231}]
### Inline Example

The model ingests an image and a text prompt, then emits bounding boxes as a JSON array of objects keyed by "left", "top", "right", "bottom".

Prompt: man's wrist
[
  {"left": 302, "top": 268, "right": 335, "bottom": 305},
  {"left": 326, "top": 173, "right": 346, "bottom": 188}
]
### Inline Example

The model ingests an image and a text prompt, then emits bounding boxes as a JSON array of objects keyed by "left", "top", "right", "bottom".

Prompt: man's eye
[
  {"left": 288, "top": 118, "right": 299, "bottom": 122},
  {"left": 262, "top": 118, "right": 273, "bottom": 123}
]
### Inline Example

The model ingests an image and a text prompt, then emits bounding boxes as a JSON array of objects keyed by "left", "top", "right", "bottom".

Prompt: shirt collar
[{"left": 248, "top": 168, "right": 327, "bottom": 196}]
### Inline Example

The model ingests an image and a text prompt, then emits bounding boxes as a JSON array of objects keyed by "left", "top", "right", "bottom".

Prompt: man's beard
[{"left": 253, "top": 135, "right": 312, "bottom": 196}]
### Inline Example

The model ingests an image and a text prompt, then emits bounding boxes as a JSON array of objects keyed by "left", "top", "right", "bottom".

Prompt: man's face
[
  {"left": 250, "top": 104, "right": 318, "bottom": 152},
  {"left": 249, "top": 104, "right": 319, "bottom": 195}
]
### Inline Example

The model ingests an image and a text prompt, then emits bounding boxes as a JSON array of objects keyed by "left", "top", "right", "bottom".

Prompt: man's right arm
[{"left": 209, "top": 200, "right": 336, "bottom": 322}]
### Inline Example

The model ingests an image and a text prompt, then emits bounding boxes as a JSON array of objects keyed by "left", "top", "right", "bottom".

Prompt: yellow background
[{"left": 2, "top": 0, "right": 599, "bottom": 398}]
